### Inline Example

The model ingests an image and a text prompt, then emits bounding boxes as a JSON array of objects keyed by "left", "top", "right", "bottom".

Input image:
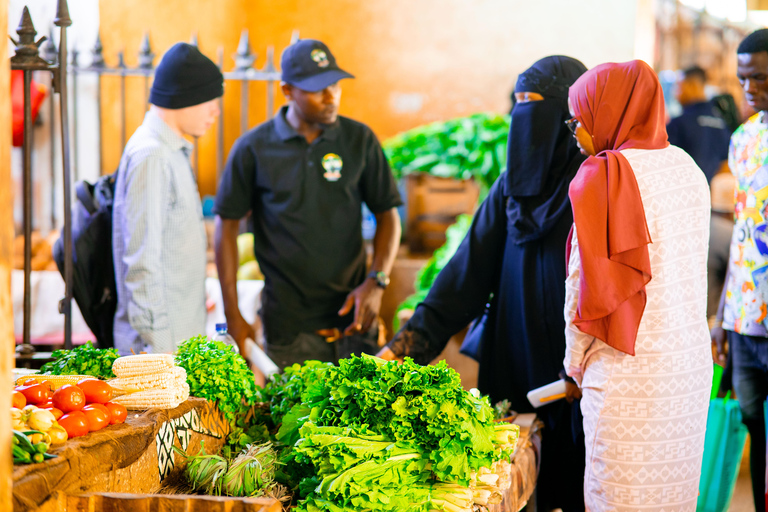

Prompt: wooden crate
[{"left": 404, "top": 172, "right": 479, "bottom": 253}]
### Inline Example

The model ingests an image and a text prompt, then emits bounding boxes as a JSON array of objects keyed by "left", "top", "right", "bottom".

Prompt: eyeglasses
[{"left": 564, "top": 117, "right": 579, "bottom": 135}]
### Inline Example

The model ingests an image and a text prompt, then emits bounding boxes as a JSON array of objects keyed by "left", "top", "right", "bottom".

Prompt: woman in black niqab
[{"left": 380, "top": 56, "right": 588, "bottom": 512}]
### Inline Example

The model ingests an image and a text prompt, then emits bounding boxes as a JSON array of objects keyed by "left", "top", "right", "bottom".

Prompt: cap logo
[
  {"left": 311, "top": 49, "right": 330, "bottom": 68},
  {"left": 321, "top": 153, "right": 343, "bottom": 181}
]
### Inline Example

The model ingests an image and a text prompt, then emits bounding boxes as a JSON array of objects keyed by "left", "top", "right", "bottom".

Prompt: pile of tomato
[{"left": 14, "top": 378, "right": 128, "bottom": 439}]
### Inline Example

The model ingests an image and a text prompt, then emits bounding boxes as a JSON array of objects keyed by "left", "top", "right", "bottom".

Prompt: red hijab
[{"left": 567, "top": 60, "right": 668, "bottom": 356}]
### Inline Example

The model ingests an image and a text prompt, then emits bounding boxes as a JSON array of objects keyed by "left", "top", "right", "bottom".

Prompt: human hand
[
  {"left": 375, "top": 346, "right": 403, "bottom": 363},
  {"left": 711, "top": 324, "right": 727, "bottom": 365},
  {"left": 338, "top": 279, "right": 384, "bottom": 335},
  {"left": 565, "top": 381, "right": 582, "bottom": 403},
  {"left": 227, "top": 312, "right": 256, "bottom": 355}
]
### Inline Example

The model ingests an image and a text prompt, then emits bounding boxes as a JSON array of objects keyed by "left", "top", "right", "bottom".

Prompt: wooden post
[{"left": 0, "top": 0, "right": 14, "bottom": 507}]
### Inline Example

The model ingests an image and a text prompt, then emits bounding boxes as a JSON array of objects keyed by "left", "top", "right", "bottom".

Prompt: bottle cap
[{"left": 215, "top": 323, "right": 228, "bottom": 331}]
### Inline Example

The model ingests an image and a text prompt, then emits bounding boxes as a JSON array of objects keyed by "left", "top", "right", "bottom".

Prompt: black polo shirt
[{"left": 214, "top": 106, "right": 402, "bottom": 342}]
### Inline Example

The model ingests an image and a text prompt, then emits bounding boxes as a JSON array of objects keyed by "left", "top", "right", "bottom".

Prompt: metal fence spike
[
  {"left": 190, "top": 32, "right": 199, "bottom": 47},
  {"left": 138, "top": 32, "right": 154, "bottom": 69},
  {"left": 234, "top": 29, "right": 255, "bottom": 70},
  {"left": 264, "top": 45, "right": 276, "bottom": 73},
  {"left": 54, "top": 0, "right": 72, "bottom": 27},
  {"left": 91, "top": 31, "right": 104, "bottom": 68},
  {"left": 41, "top": 26, "right": 58, "bottom": 64},
  {"left": 117, "top": 50, "right": 126, "bottom": 69},
  {"left": 290, "top": 29, "right": 300, "bottom": 44},
  {"left": 71, "top": 46, "right": 79, "bottom": 67},
  {"left": 11, "top": 7, "right": 49, "bottom": 67}
]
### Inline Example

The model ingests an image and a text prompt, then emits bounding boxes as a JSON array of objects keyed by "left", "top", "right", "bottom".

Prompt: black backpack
[{"left": 53, "top": 172, "right": 118, "bottom": 348}]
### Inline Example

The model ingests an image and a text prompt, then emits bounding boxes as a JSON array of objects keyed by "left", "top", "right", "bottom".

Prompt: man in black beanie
[
  {"left": 214, "top": 39, "right": 402, "bottom": 369},
  {"left": 112, "top": 43, "right": 223, "bottom": 356}
]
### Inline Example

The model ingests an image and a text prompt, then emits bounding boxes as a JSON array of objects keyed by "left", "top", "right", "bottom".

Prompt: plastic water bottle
[{"left": 214, "top": 323, "right": 240, "bottom": 354}]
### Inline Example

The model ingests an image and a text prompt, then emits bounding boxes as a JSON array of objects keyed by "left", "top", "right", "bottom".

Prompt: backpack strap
[{"left": 76, "top": 180, "right": 98, "bottom": 215}]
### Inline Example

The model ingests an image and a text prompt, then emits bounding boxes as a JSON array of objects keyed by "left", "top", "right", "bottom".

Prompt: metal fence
[{"left": 52, "top": 27, "right": 298, "bottom": 184}]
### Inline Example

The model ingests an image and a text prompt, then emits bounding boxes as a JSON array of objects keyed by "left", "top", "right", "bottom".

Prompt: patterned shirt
[
  {"left": 723, "top": 112, "right": 768, "bottom": 336},
  {"left": 112, "top": 110, "right": 207, "bottom": 354}
]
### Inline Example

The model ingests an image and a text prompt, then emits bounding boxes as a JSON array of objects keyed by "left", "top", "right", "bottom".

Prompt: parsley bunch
[
  {"left": 39, "top": 341, "right": 118, "bottom": 379},
  {"left": 175, "top": 336, "right": 261, "bottom": 453}
]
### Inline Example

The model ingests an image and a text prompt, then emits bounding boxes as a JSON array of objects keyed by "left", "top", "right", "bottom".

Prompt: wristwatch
[{"left": 368, "top": 270, "right": 390, "bottom": 289}]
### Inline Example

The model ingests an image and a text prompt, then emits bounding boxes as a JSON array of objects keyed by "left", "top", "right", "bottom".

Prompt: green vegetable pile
[
  {"left": 175, "top": 441, "right": 285, "bottom": 499},
  {"left": 175, "top": 336, "right": 264, "bottom": 455},
  {"left": 258, "top": 360, "right": 334, "bottom": 428},
  {"left": 383, "top": 112, "right": 509, "bottom": 200},
  {"left": 394, "top": 214, "right": 473, "bottom": 331},
  {"left": 39, "top": 341, "right": 118, "bottom": 379},
  {"left": 264, "top": 355, "right": 519, "bottom": 511}
]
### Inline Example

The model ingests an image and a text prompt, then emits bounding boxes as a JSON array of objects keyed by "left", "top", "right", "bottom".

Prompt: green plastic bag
[{"left": 696, "top": 386, "right": 748, "bottom": 512}]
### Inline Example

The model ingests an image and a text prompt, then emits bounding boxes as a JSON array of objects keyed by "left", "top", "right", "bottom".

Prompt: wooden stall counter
[
  {"left": 11, "top": 397, "right": 281, "bottom": 512},
  {"left": 491, "top": 413, "right": 542, "bottom": 512}
]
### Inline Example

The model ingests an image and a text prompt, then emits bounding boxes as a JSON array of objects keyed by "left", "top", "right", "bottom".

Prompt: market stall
[
  {"left": 11, "top": 341, "right": 540, "bottom": 512},
  {"left": 12, "top": 398, "right": 235, "bottom": 511}
]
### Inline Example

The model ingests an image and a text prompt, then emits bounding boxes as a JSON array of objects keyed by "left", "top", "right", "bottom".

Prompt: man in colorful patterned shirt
[{"left": 712, "top": 28, "right": 768, "bottom": 512}]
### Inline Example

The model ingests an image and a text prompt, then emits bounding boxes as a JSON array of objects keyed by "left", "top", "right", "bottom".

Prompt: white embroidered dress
[{"left": 564, "top": 146, "right": 712, "bottom": 511}]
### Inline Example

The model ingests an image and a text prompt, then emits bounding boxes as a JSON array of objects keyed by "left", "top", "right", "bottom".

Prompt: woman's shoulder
[
  {"left": 622, "top": 145, "right": 708, "bottom": 192},
  {"left": 621, "top": 145, "right": 706, "bottom": 173}
]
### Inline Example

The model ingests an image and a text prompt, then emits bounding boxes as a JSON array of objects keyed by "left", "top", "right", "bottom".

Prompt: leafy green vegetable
[
  {"left": 493, "top": 399, "right": 513, "bottom": 420},
  {"left": 393, "top": 214, "right": 474, "bottom": 331},
  {"left": 39, "top": 341, "right": 118, "bottom": 379},
  {"left": 258, "top": 360, "right": 333, "bottom": 429},
  {"left": 383, "top": 113, "right": 509, "bottom": 200},
  {"left": 175, "top": 335, "right": 263, "bottom": 454},
  {"left": 281, "top": 354, "right": 499, "bottom": 486},
  {"left": 293, "top": 423, "right": 480, "bottom": 512}
]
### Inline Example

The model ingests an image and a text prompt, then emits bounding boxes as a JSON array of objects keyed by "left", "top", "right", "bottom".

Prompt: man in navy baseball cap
[
  {"left": 214, "top": 38, "right": 402, "bottom": 369},
  {"left": 280, "top": 39, "right": 354, "bottom": 92}
]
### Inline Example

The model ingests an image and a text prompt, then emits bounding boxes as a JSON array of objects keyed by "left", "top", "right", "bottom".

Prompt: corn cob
[
  {"left": 110, "top": 382, "right": 189, "bottom": 410},
  {"left": 112, "top": 354, "right": 175, "bottom": 378},
  {"left": 108, "top": 366, "right": 187, "bottom": 395},
  {"left": 15, "top": 374, "right": 95, "bottom": 389}
]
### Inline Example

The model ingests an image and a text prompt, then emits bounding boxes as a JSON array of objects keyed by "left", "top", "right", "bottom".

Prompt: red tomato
[
  {"left": 82, "top": 406, "right": 110, "bottom": 432},
  {"left": 37, "top": 400, "right": 55, "bottom": 409},
  {"left": 39, "top": 380, "right": 54, "bottom": 392},
  {"left": 104, "top": 402, "right": 127, "bottom": 424},
  {"left": 19, "top": 378, "right": 37, "bottom": 385},
  {"left": 12, "top": 391, "right": 26, "bottom": 409},
  {"left": 49, "top": 407, "right": 63, "bottom": 420},
  {"left": 58, "top": 411, "right": 89, "bottom": 438},
  {"left": 52, "top": 384, "right": 86, "bottom": 412},
  {"left": 77, "top": 378, "right": 112, "bottom": 404},
  {"left": 16, "top": 384, "right": 51, "bottom": 405},
  {"left": 83, "top": 403, "right": 111, "bottom": 421}
]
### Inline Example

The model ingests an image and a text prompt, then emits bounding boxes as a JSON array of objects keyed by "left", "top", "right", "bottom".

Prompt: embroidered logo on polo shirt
[
  {"left": 311, "top": 49, "right": 330, "bottom": 68},
  {"left": 321, "top": 153, "right": 343, "bottom": 181}
]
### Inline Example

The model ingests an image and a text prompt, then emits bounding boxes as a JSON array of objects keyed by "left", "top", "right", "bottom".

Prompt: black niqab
[{"left": 505, "top": 55, "right": 588, "bottom": 244}]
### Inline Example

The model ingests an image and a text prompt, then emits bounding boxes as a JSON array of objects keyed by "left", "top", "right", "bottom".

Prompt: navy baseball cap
[{"left": 280, "top": 39, "right": 354, "bottom": 92}]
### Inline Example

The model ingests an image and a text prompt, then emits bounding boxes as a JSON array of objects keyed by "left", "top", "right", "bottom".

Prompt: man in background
[
  {"left": 214, "top": 39, "right": 402, "bottom": 369},
  {"left": 712, "top": 28, "right": 768, "bottom": 512},
  {"left": 667, "top": 65, "right": 732, "bottom": 183},
  {"left": 112, "top": 43, "right": 222, "bottom": 355}
]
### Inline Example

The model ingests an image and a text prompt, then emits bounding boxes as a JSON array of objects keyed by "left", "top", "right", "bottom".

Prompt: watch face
[{"left": 376, "top": 271, "right": 390, "bottom": 287}]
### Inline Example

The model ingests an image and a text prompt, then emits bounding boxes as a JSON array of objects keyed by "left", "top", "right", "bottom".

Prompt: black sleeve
[
  {"left": 387, "top": 177, "right": 508, "bottom": 364},
  {"left": 359, "top": 128, "right": 403, "bottom": 213},
  {"left": 213, "top": 135, "right": 255, "bottom": 219}
]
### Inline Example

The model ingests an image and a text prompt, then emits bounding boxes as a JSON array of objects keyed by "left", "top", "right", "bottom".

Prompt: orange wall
[
  {"left": 1, "top": 0, "right": 13, "bottom": 506},
  {"left": 99, "top": 0, "right": 641, "bottom": 195}
]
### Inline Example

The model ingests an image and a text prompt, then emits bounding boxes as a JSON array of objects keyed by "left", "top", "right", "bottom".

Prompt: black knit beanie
[{"left": 149, "top": 43, "right": 223, "bottom": 109}]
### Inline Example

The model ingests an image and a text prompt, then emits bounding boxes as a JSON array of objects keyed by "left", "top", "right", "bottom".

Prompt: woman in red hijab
[{"left": 563, "top": 60, "right": 712, "bottom": 511}]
